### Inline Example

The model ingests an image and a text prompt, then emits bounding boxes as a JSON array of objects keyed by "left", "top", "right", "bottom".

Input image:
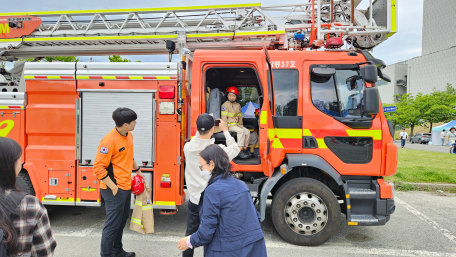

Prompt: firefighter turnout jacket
[
  {"left": 221, "top": 101, "right": 244, "bottom": 127},
  {"left": 93, "top": 128, "right": 134, "bottom": 190}
]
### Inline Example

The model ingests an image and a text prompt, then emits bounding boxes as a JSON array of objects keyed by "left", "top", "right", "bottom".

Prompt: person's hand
[
  {"left": 177, "top": 237, "right": 189, "bottom": 251},
  {"left": 137, "top": 170, "right": 146, "bottom": 180},
  {"left": 112, "top": 186, "right": 119, "bottom": 196},
  {"left": 218, "top": 119, "right": 228, "bottom": 132}
]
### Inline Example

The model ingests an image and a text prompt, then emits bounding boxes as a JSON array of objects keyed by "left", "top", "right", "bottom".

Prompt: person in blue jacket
[{"left": 177, "top": 144, "right": 267, "bottom": 257}]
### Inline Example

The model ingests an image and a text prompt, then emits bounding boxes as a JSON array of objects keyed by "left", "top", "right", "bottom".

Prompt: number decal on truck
[
  {"left": 0, "top": 120, "right": 14, "bottom": 137},
  {"left": 271, "top": 61, "right": 296, "bottom": 68}
]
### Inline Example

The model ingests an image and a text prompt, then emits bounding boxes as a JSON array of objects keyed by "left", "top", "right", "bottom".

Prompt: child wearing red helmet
[{"left": 221, "top": 87, "right": 251, "bottom": 159}]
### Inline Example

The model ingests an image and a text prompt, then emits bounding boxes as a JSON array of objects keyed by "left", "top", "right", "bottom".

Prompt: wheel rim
[{"left": 284, "top": 192, "right": 328, "bottom": 235}]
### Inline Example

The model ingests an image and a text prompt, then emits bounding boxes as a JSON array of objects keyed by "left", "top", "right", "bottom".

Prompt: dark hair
[
  {"left": 0, "top": 137, "right": 23, "bottom": 255},
  {"left": 0, "top": 137, "right": 22, "bottom": 190},
  {"left": 200, "top": 145, "right": 232, "bottom": 183},
  {"left": 450, "top": 127, "right": 456, "bottom": 132},
  {"left": 112, "top": 107, "right": 137, "bottom": 127}
]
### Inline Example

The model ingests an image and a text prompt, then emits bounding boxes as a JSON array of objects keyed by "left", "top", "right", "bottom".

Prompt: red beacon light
[
  {"left": 326, "top": 37, "right": 344, "bottom": 49},
  {"left": 159, "top": 86, "right": 175, "bottom": 99}
]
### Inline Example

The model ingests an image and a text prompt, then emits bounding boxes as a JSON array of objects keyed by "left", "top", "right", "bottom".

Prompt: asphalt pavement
[
  {"left": 394, "top": 141, "right": 453, "bottom": 153},
  {"left": 49, "top": 191, "right": 456, "bottom": 257}
]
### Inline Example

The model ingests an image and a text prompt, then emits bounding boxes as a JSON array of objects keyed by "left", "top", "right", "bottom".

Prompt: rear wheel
[
  {"left": 271, "top": 178, "right": 340, "bottom": 246},
  {"left": 419, "top": 139, "right": 422, "bottom": 144},
  {"left": 16, "top": 169, "right": 35, "bottom": 196}
]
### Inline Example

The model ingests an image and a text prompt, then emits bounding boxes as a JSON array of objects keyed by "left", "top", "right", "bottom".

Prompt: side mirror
[
  {"left": 360, "top": 64, "right": 378, "bottom": 83},
  {"left": 377, "top": 69, "right": 391, "bottom": 82},
  {"left": 312, "top": 67, "right": 336, "bottom": 77},
  {"left": 363, "top": 87, "right": 379, "bottom": 115}
]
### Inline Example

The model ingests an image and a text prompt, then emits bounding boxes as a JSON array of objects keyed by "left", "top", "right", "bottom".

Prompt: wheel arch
[{"left": 259, "top": 154, "right": 344, "bottom": 221}]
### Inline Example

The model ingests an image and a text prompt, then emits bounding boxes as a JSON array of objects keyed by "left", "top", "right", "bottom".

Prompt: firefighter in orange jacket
[
  {"left": 93, "top": 107, "right": 144, "bottom": 257},
  {"left": 221, "top": 87, "right": 251, "bottom": 159}
]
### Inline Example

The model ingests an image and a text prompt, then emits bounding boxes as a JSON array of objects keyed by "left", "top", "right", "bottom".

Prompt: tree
[
  {"left": 393, "top": 93, "right": 424, "bottom": 139},
  {"left": 238, "top": 87, "right": 259, "bottom": 107},
  {"left": 44, "top": 56, "right": 79, "bottom": 62},
  {"left": 383, "top": 103, "right": 399, "bottom": 129},
  {"left": 108, "top": 55, "right": 131, "bottom": 62},
  {"left": 19, "top": 56, "right": 78, "bottom": 62},
  {"left": 421, "top": 84, "right": 456, "bottom": 132},
  {"left": 0, "top": 62, "right": 5, "bottom": 68}
]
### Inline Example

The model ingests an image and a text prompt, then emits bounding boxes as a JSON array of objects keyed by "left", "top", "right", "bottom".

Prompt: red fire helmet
[
  {"left": 131, "top": 175, "right": 145, "bottom": 195},
  {"left": 226, "top": 86, "right": 239, "bottom": 96}
]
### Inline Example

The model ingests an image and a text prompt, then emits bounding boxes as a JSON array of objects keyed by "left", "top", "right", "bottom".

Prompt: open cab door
[{"left": 259, "top": 46, "right": 276, "bottom": 177}]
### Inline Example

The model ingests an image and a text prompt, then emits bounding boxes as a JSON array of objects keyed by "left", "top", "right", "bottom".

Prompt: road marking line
[
  {"left": 396, "top": 197, "right": 456, "bottom": 245},
  {"left": 53, "top": 232, "right": 455, "bottom": 256}
]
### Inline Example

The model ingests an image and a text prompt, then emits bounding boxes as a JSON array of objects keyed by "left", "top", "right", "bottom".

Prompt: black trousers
[
  {"left": 183, "top": 200, "right": 200, "bottom": 257},
  {"left": 100, "top": 188, "right": 131, "bottom": 257}
]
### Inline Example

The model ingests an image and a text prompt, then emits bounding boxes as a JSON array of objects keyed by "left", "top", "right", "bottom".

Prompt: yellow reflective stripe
[
  {"left": 135, "top": 201, "right": 143, "bottom": 206},
  {"left": 274, "top": 129, "right": 302, "bottom": 139},
  {"left": 303, "top": 129, "right": 312, "bottom": 136},
  {"left": 24, "top": 76, "right": 35, "bottom": 79},
  {"left": 153, "top": 201, "right": 175, "bottom": 206},
  {"left": 76, "top": 76, "right": 90, "bottom": 79},
  {"left": 348, "top": 222, "right": 358, "bottom": 226},
  {"left": 268, "top": 129, "right": 275, "bottom": 140},
  {"left": 187, "top": 30, "right": 285, "bottom": 38},
  {"left": 1, "top": 4, "right": 261, "bottom": 16},
  {"left": 102, "top": 76, "right": 117, "bottom": 80},
  {"left": 346, "top": 130, "right": 382, "bottom": 140},
  {"left": 156, "top": 76, "right": 171, "bottom": 80},
  {"left": 386, "top": 0, "right": 397, "bottom": 37},
  {"left": 82, "top": 188, "right": 96, "bottom": 191},
  {"left": 0, "top": 106, "right": 23, "bottom": 109},
  {"left": 228, "top": 123, "right": 238, "bottom": 126},
  {"left": 226, "top": 113, "right": 236, "bottom": 117},
  {"left": 237, "top": 113, "right": 243, "bottom": 117},
  {"left": 271, "top": 138, "right": 284, "bottom": 149},
  {"left": 46, "top": 76, "right": 61, "bottom": 79},
  {"left": 221, "top": 111, "right": 228, "bottom": 115},
  {"left": 260, "top": 111, "right": 267, "bottom": 125},
  {"left": 129, "top": 76, "right": 143, "bottom": 80},
  {"left": 0, "top": 35, "right": 178, "bottom": 43},
  {"left": 317, "top": 138, "right": 327, "bottom": 148}
]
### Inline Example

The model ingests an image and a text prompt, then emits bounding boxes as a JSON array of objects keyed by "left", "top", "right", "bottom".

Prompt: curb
[{"left": 393, "top": 182, "right": 456, "bottom": 193}]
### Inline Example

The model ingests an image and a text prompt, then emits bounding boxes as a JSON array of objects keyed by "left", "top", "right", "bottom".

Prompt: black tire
[
  {"left": 419, "top": 139, "right": 422, "bottom": 144},
  {"left": 16, "top": 169, "right": 35, "bottom": 196},
  {"left": 271, "top": 178, "right": 340, "bottom": 246},
  {"left": 411, "top": 140, "right": 414, "bottom": 144}
]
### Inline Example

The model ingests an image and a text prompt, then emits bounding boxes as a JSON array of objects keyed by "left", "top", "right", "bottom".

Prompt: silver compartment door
[{"left": 81, "top": 92, "right": 154, "bottom": 165}]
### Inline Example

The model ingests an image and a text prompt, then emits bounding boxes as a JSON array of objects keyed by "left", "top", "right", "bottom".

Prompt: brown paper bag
[{"left": 129, "top": 187, "right": 154, "bottom": 234}]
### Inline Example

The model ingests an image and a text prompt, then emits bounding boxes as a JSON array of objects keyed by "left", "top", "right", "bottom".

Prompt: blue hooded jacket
[{"left": 190, "top": 174, "right": 265, "bottom": 256}]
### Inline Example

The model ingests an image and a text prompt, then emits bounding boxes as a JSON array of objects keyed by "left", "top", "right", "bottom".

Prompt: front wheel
[{"left": 271, "top": 178, "right": 340, "bottom": 246}]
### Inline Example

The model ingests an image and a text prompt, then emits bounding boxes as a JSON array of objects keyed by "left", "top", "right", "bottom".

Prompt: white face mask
[{"left": 200, "top": 170, "right": 212, "bottom": 181}]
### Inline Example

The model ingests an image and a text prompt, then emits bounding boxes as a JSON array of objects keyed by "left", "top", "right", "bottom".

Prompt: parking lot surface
[{"left": 50, "top": 191, "right": 456, "bottom": 257}]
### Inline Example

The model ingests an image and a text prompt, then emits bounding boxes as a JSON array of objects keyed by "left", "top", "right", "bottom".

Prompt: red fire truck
[{"left": 0, "top": 1, "right": 398, "bottom": 245}]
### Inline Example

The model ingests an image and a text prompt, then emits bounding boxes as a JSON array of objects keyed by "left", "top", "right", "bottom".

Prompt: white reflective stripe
[
  {"left": 131, "top": 217, "right": 144, "bottom": 228},
  {"left": 135, "top": 201, "right": 143, "bottom": 206},
  {"left": 142, "top": 205, "right": 152, "bottom": 211},
  {"left": 228, "top": 122, "right": 238, "bottom": 126}
]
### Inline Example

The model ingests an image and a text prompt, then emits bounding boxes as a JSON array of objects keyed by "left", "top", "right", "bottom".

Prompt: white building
[{"left": 377, "top": 0, "right": 456, "bottom": 103}]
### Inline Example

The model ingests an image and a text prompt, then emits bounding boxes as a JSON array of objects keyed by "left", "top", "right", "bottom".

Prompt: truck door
[{"left": 304, "top": 62, "right": 382, "bottom": 176}]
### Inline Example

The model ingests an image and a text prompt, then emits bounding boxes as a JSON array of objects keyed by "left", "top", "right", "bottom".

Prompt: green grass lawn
[{"left": 386, "top": 148, "right": 456, "bottom": 185}]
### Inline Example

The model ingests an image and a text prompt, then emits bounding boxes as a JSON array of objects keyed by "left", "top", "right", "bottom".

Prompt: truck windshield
[{"left": 311, "top": 69, "right": 365, "bottom": 118}]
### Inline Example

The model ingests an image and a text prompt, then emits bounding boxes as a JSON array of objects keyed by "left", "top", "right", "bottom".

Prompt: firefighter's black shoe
[
  {"left": 236, "top": 150, "right": 250, "bottom": 159},
  {"left": 114, "top": 251, "right": 135, "bottom": 257}
]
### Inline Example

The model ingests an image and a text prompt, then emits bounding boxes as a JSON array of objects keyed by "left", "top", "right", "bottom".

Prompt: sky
[{"left": 2, "top": 0, "right": 423, "bottom": 69}]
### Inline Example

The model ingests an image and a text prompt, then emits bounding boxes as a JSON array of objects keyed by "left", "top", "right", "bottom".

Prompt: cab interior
[{"left": 204, "top": 67, "right": 263, "bottom": 165}]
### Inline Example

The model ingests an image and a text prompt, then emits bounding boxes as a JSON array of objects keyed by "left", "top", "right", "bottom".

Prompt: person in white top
[
  {"left": 182, "top": 113, "right": 240, "bottom": 257},
  {"left": 446, "top": 127, "right": 456, "bottom": 146},
  {"left": 399, "top": 128, "right": 408, "bottom": 148},
  {"left": 441, "top": 129, "right": 446, "bottom": 146}
]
